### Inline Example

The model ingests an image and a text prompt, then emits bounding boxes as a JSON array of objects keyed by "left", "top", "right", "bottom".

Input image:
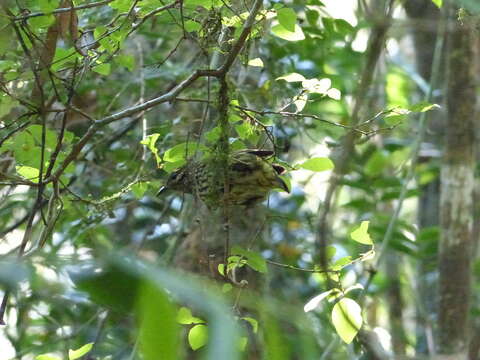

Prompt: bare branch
[{"left": 12, "top": 0, "right": 114, "bottom": 21}]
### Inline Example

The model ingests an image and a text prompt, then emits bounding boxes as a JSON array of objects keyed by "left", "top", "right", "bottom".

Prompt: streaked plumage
[{"left": 160, "top": 149, "right": 289, "bottom": 208}]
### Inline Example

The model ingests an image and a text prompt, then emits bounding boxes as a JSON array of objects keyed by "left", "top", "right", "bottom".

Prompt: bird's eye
[{"left": 172, "top": 170, "right": 184, "bottom": 182}]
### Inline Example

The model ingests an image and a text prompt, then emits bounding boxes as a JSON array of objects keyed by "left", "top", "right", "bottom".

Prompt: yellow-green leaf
[
  {"left": 140, "top": 133, "right": 161, "bottom": 166},
  {"left": 298, "top": 157, "right": 334, "bottom": 172},
  {"left": 271, "top": 24, "right": 305, "bottom": 41},
  {"left": 36, "top": 355, "right": 61, "bottom": 360},
  {"left": 16, "top": 166, "right": 40, "bottom": 182},
  {"left": 304, "top": 289, "right": 337, "bottom": 312},
  {"left": 177, "top": 307, "right": 205, "bottom": 325},
  {"left": 332, "top": 298, "right": 362, "bottom": 344},
  {"left": 69, "top": 343, "right": 93, "bottom": 360},
  {"left": 248, "top": 58, "right": 264, "bottom": 67},
  {"left": 350, "top": 221, "right": 373, "bottom": 245},
  {"left": 188, "top": 324, "right": 208, "bottom": 350},
  {"left": 276, "top": 72, "right": 305, "bottom": 82},
  {"left": 184, "top": 20, "right": 201, "bottom": 32}
]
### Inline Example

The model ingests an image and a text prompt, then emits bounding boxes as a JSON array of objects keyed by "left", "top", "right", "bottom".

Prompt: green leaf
[
  {"left": 38, "top": 0, "right": 59, "bottom": 12},
  {"left": 271, "top": 24, "right": 305, "bottom": 41},
  {"left": 205, "top": 126, "right": 221, "bottom": 143},
  {"left": 326, "top": 245, "right": 337, "bottom": 260},
  {"left": 163, "top": 142, "right": 203, "bottom": 162},
  {"left": 184, "top": 20, "right": 201, "bottom": 32},
  {"left": 26, "top": 124, "right": 57, "bottom": 150},
  {"left": 218, "top": 263, "right": 225, "bottom": 276},
  {"left": 0, "top": 95, "right": 18, "bottom": 118},
  {"left": 16, "top": 166, "right": 40, "bottom": 182},
  {"left": 350, "top": 221, "right": 373, "bottom": 245},
  {"left": 140, "top": 133, "right": 161, "bottom": 166},
  {"left": 298, "top": 157, "right": 334, "bottom": 172},
  {"left": 188, "top": 324, "right": 208, "bottom": 350},
  {"left": 276, "top": 72, "right": 305, "bottom": 82},
  {"left": 177, "top": 307, "right": 205, "bottom": 325},
  {"left": 365, "top": 150, "right": 388, "bottom": 177},
  {"left": 277, "top": 8, "right": 297, "bottom": 32},
  {"left": 248, "top": 58, "right": 264, "bottom": 67},
  {"left": 116, "top": 54, "right": 135, "bottom": 71},
  {"left": 334, "top": 19, "right": 354, "bottom": 35},
  {"left": 136, "top": 281, "right": 180, "bottom": 360},
  {"left": 238, "top": 337, "right": 248, "bottom": 351},
  {"left": 163, "top": 160, "right": 186, "bottom": 173},
  {"left": 279, "top": 175, "right": 291, "bottom": 193},
  {"left": 332, "top": 298, "right": 362, "bottom": 344},
  {"left": 52, "top": 47, "right": 77, "bottom": 71},
  {"left": 30, "top": 14, "right": 55, "bottom": 28},
  {"left": 69, "top": 343, "right": 93, "bottom": 360},
  {"left": 110, "top": 0, "right": 131, "bottom": 11},
  {"left": 93, "top": 63, "right": 111, "bottom": 75},
  {"left": 409, "top": 101, "right": 440, "bottom": 113},
  {"left": 241, "top": 317, "right": 258, "bottom": 333},
  {"left": 306, "top": 9, "right": 319, "bottom": 26},
  {"left": 35, "top": 355, "right": 61, "bottom": 360},
  {"left": 131, "top": 182, "right": 149, "bottom": 198},
  {"left": 185, "top": 0, "right": 222, "bottom": 9},
  {"left": 231, "top": 246, "right": 267, "bottom": 273},
  {"left": 332, "top": 256, "right": 352, "bottom": 270},
  {"left": 431, "top": 0, "right": 442, "bottom": 8},
  {"left": 235, "top": 122, "right": 255, "bottom": 140}
]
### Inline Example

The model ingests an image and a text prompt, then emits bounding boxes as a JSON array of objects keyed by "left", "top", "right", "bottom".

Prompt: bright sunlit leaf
[
  {"left": 332, "top": 298, "right": 362, "bottom": 344},
  {"left": 327, "top": 88, "right": 341, "bottom": 100},
  {"left": 188, "top": 324, "right": 208, "bottom": 350},
  {"left": 35, "top": 355, "right": 61, "bottom": 360},
  {"left": 248, "top": 58, "right": 264, "bottom": 67},
  {"left": 177, "top": 307, "right": 205, "bottom": 325},
  {"left": 69, "top": 343, "right": 93, "bottom": 360},
  {"left": 16, "top": 166, "right": 40, "bottom": 182},
  {"left": 276, "top": 72, "right": 305, "bottom": 82},
  {"left": 302, "top": 78, "right": 331, "bottom": 94},
  {"left": 298, "top": 157, "right": 334, "bottom": 172},
  {"left": 271, "top": 24, "right": 305, "bottom": 41},
  {"left": 304, "top": 289, "right": 337, "bottom": 312},
  {"left": 350, "top": 221, "right": 373, "bottom": 245}
]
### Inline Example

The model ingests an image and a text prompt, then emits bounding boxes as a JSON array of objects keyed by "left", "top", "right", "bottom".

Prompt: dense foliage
[{"left": 0, "top": 0, "right": 479, "bottom": 359}]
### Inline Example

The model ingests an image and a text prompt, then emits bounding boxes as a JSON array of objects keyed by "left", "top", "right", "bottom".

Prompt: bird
[{"left": 159, "top": 149, "right": 289, "bottom": 208}]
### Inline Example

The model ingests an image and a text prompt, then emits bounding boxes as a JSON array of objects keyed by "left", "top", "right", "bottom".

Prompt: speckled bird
[{"left": 159, "top": 149, "right": 289, "bottom": 208}]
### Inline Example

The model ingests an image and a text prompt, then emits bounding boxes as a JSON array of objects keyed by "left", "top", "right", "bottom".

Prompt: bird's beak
[
  {"left": 156, "top": 186, "right": 168, "bottom": 196},
  {"left": 275, "top": 176, "right": 290, "bottom": 193}
]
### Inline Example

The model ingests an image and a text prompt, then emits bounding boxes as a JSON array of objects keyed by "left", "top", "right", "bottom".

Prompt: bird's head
[{"left": 157, "top": 166, "right": 189, "bottom": 196}]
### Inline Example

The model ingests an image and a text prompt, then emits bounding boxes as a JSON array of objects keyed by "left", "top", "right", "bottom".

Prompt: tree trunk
[
  {"left": 437, "top": 6, "right": 476, "bottom": 358},
  {"left": 403, "top": 1, "right": 442, "bottom": 355}
]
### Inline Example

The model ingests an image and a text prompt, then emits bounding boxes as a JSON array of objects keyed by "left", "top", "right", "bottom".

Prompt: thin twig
[
  {"left": 12, "top": 0, "right": 114, "bottom": 21},
  {"left": 266, "top": 260, "right": 339, "bottom": 273}
]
